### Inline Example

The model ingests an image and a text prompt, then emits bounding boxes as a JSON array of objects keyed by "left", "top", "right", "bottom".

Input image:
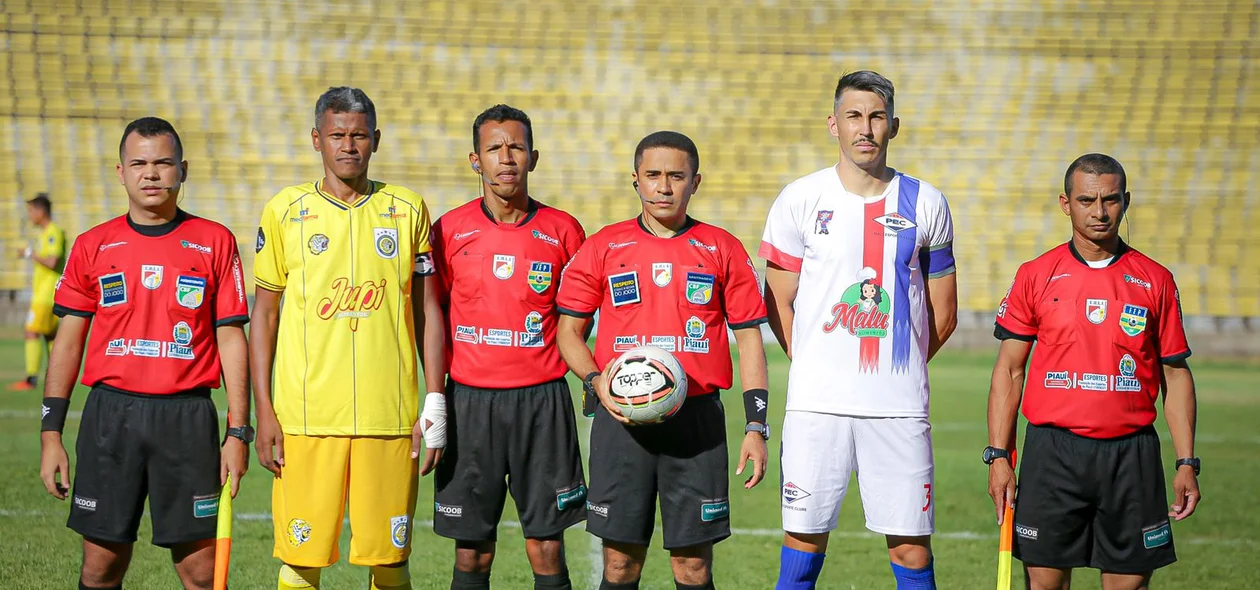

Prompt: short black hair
[
  {"left": 472, "top": 104, "right": 533, "bottom": 152},
  {"left": 315, "top": 86, "right": 377, "bottom": 131},
  {"left": 119, "top": 117, "right": 183, "bottom": 161},
  {"left": 1064, "top": 153, "right": 1127, "bottom": 196},
  {"left": 834, "top": 70, "right": 896, "bottom": 117},
  {"left": 634, "top": 131, "right": 700, "bottom": 175},
  {"left": 26, "top": 192, "right": 51, "bottom": 215}
]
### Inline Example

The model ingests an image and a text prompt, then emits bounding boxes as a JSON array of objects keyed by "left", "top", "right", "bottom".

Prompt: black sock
[
  {"left": 451, "top": 568, "right": 491, "bottom": 590},
  {"left": 26, "top": 375, "right": 37, "bottom": 386},
  {"left": 599, "top": 578, "right": 640, "bottom": 590},
  {"left": 534, "top": 571, "right": 572, "bottom": 589},
  {"left": 675, "top": 579, "right": 713, "bottom": 590},
  {"left": 79, "top": 582, "right": 121, "bottom": 590}
]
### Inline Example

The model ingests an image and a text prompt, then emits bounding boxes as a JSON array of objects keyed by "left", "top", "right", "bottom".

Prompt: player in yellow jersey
[
  {"left": 250, "top": 87, "right": 448, "bottom": 590},
  {"left": 10, "top": 193, "right": 66, "bottom": 391}
]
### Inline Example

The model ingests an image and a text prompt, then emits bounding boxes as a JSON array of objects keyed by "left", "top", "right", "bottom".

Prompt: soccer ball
[{"left": 606, "top": 346, "right": 688, "bottom": 424}]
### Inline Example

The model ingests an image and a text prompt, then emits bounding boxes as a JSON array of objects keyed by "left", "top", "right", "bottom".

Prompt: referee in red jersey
[
  {"left": 986, "top": 154, "right": 1200, "bottom": 590},
  {"left": 38, "top": 117, "right": 251, "bottom": 590},
  {"left": 429, "top": 105, "right": 588, "bottom": 590},
  {"left": 557, "top": 131, "right": 770, "bottom": 590}
]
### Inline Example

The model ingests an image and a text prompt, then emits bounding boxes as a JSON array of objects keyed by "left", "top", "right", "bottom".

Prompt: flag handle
[
  {"left": 213, "top": 474, "right": 233, "bottom": 590},
  {"left": 996, "top": 449, "right": 1018, "bottom": 590}
]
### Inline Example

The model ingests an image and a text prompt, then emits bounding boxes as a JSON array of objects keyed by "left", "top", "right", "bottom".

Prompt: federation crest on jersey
[
  {"left": 176, "top": 276, "right": 206, "bottom": 309},
  {"left": 652, "top": 263, "right": 673, "bottom": 287},
  {"left": 1119, "top": 354, "right": 1136, "bottom": 377},
  {"left": 685, "top": 272, "right": 715, "bottom": 305},
  {"left": 141, "top": 265, "right": 163, "bottom": 290},
  {"left": 814, "top": 210, "right": 834, "bottom": 234},
  {"left": 527, "top": 262, "right": 553, "bottom": 293},
  {"left": 172, "top": 321, "right": 194, "bottom": 346},
  {"left": 685, "top": 316, "right": 705, "bottom": 339},
  {"left": 309, "top": 234, "right": 329, "bottom": 255},
  {"left": 493, "top": 255, "right": 515, "bottom": 280},
  {"left": 1086, "top": 299, "right": 1108, "bottom": 325},
  {"left": 1119, "top": 304, "right": 1148, "bottom": 336},
  {"left": 374, "top": 228, "right": 399, "bottom": 259},
  {"left": 823, "top": 275, "right": 891, "bottom": 338},
  {"left": 525, "top": 311, "right": 543, "bottom": 334}
]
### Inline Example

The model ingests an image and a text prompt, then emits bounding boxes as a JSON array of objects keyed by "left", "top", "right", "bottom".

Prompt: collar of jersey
[
  {"left": 315, "top": 179, "right": 377, "bottom": 210},
  {"left": 636, "top": 214, "right": 696, "bottom": 238},
  {"left": 1068, "top": 238, "right": 1129, "bottom": 268},
  {"left": 479, "top": 196, "right": 539, "bottom": 227},
  {"left": 127, "top": 208, "right": 187, "bottom": 237}
]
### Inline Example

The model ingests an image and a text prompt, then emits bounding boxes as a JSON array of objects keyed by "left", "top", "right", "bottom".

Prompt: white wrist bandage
[{"left": 419, "top": 392, "right": 447, "bottom": 449}]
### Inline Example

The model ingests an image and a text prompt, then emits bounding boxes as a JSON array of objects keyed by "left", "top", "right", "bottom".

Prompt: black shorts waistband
[
  {"left": 92, "top": 383, "right": 212, "bottom": 399},
  {"left": 448, "top": 376, "right": 569, "bottom": 394},
  {"left": 1028, "top": 422, "right": 1157, "bottom": 442},
  {"left": 685, "top": 392, "right": 720, "bottom": 403}
]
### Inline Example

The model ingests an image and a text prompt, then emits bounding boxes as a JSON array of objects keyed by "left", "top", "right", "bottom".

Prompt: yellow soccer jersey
[
  {"left": 31, "top": 222, "right": 66, "bottom": 304},
  {"left": 255, "top": 180, "right": 435, "bottom": 436}
]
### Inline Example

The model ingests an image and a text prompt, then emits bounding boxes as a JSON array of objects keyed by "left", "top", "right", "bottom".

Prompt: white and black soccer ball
[{"left": 607, "top": 346, "right": 688, "bottom": 424}]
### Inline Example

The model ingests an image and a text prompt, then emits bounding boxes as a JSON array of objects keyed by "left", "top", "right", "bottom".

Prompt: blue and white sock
[
  {"left": 776, "top": 545, "right": 826, "bottom": 590},
  {"left": 890, "top": 558, "right": 936, "bottom": 590}
]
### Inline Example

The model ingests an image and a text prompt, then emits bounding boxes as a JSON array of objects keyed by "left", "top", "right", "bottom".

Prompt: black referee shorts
[
  {"left": 433, "top": 377, "right": 587, "bottom": 542},
  {"left": 586, "top": 393, "right": 730, "bottom": 550},
  {"left": 1014, "top": 423, "right": 1176, "bottom": 573},
  {"left": 68, "top": 385, "right": 222, "bottom": 547}
]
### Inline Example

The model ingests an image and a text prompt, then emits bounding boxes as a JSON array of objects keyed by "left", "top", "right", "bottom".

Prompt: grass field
[{"left": 1, "top": 330, "right": 1258, "bottom": 589}]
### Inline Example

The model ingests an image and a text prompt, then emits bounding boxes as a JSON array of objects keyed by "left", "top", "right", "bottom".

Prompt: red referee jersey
[
  {"left": 53, "top": 211, "right": 249, "bottom": 394},
  {"left": 995, "top": 241, "right": 1190, "bottom": 438},
  {"left": 432, "top": 198, "right": 586, "bottom": 389},
  {"left": 557, "top": 217, "right": 768, "bottom": 396}
]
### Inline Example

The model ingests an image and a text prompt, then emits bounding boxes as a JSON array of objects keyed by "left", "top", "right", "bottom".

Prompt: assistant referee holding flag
[
  {"left": 986, "top": 153, "right": 1200, "bottom": 590},
  {"left": 39, "top": 117, "right": 251, "bottom": 590}
]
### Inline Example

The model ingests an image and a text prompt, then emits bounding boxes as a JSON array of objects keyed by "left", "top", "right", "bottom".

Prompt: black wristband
[
  {"left": 743, "top": 388, "right": 769, "bottom": 424},
  {"left": 41, "top": 397, "right": 70, "bottom": 433}
]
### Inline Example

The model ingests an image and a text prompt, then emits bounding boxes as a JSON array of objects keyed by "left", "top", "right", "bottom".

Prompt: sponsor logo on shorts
[
  {"left": 700, "top": 500, "right": 730, "bottom": 522},
  {"left": 73, "top": 495, "right": 97, "bottom": 512},
  {"left": 99, "top": 272, "right": 127, "bottom": 307},
  {"left": 613, "top": 335, "right": 639, "bottom": 353},
  {"left": 609, "top": 271, "right": 641, "bottom": 307},
  {"left": 1044, "top": 371, "right": 1072, "bottom": 389},
  {"left": 782, "top": 482, "right": 811, "bottom": 506},
  {"left": 131, "top": 339, "right": 162, "bottom": 358},
  {"left": 435, "top": 502, "right": 463, "bottom": 518},
  {"left": 1142, "top": 521, "right": 1171, "bottom": 549},
  {"left": 556, "top": 483, "right": 587, "bottom": 511},
  {"left": 586, "top": 501, "right": 609, "bottom": 518},
  {"left": 1015, "top": 524, "right": 1038, "bottom": 540},
  {"left": 682, "top": 338, "right": 710, "bottom": 354},
  {"left": 390, "top": 515, "right": 409, "bottom": 549},
  {"left": 484, "top": 328, "right": 513, "bottom": 347},
  {"left": 455, "top": 325, "right": 479, "bottom": 344},
  {"left": 1115, "top": 376, "right": 1142, "bottom": 392},
  {"left": 649, "top": 335, "right": 678, "bottom": 352},
  {"left": 193, "top": 494, "right": 219, "bottom": 518},
  {"left": 1079, "top": 373, "right": 1109, "bottom": 391},
  {"left": 287, "top": 518, "right": 312, "bottom": 546}
]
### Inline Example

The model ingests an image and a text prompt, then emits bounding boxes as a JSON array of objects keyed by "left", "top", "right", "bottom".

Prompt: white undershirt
[{"left": 1086, "top": 256, "right": 1114, "bottom": 269}]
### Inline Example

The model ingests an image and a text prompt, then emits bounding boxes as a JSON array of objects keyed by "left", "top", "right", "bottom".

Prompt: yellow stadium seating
[{"left": 1, "top": 0, "right": 1256, "bottom": 320}]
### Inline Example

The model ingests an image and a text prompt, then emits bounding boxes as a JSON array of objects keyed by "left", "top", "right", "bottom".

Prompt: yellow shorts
[
  {"left": 272, "top": 435, "right": 418, "bottom": 567},
  {"left": 25, "top": 303, "right": 58, "bottom": 336}
]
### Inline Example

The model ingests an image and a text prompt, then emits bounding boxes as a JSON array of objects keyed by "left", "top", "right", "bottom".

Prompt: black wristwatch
[
  {"left": 1175, "top": 457, "right": 1201, "bottom": 476},
  {"left": 581, "top": 371, "right": 602, "bottom": 417},
  {"left": 745, "top": 422, "right": 771, "bottom": 441},
  {"left": 582, "top": 371, "right": 601, "bottom": 395},
  {"left": 225, "top": 425, "right": 255, "bottom": 445},
  {"left": 982, "top": 446, "right": 1011, "bottom": 465}
]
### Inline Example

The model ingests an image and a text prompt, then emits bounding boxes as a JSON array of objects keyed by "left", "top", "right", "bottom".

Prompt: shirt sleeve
[
  {"left": 994, "top": 263, "right": 1037, "bottom": 340},
  {"left": 52, "top": 238, "right": 96, "bottom": 317},
  {"left": 757, "top": 188, "right": 805, "bottom": 272},
  {"left": 213, "top": 234, "right": 250, "bottom": 326},
  {"left": 253, "top": 201, "right": 287, "bottom": 292},
  {"left": 723, "top": 240, "right": 769, "bottom": 330},
  {"left": 922, "top": 194, "right": 957, "bottom": 279},
  {"left": 428, "top": 218, "right": 451, "bottom": 306},
  {"left": 565, "top": 219, "right": 587, "bottom": 261},
  {"left": 556, "top": 240, "right": 604, "bottom": 318},
  {"left": 413, "top": 201, "right": 436, "bottom": 276},
  {"left": 1156, "top": 276, "right": 1192, "bottom": 363}
]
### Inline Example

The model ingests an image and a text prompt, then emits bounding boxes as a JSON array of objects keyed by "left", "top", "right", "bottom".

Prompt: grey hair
[
  {"left": 314, "top": 86, "right": 377, "bottom": 130},
  {"left": 833, "top": 70, "right": 895, "bottom": 118}
]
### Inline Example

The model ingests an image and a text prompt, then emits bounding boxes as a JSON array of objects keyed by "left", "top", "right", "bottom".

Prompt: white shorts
[{"left": 780, "top": 411, "right": 934, "bottom": 536}]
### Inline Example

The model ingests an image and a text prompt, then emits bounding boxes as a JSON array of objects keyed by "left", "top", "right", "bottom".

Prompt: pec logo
[
  {"left": 814, "top": 210, "right": 834, "bottom": 235},
  {"left": 782, "top": 482, "right": 811, "bottom": 505},
  {"left": 316, "top": 277, "right": 387, "bottom": 331}
]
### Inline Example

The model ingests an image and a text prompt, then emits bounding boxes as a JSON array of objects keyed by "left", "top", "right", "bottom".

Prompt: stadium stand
[{"left": 1, "top": 0, "right": 1257, "bottom": 318}]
